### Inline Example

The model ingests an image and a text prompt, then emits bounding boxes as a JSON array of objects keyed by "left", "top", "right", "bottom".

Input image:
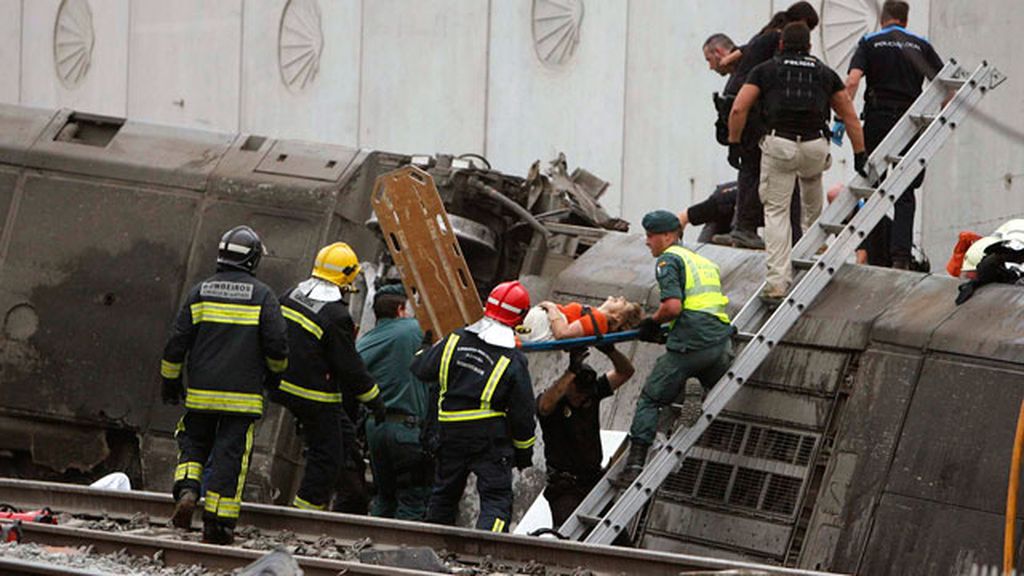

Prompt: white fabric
[
  {"left": 89, "top": 472, "right": 131, "bottom": 492},
  {"left": 297, "top": 277, "right": 343, "bottom": 302},
  {"left": 466, "top": 317, "right": 517, "bottom": 349},
  {"left": 518, "top": 306, "right": 566, "bottom": 343}
]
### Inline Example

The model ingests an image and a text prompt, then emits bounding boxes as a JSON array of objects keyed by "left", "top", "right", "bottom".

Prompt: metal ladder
[{"left": 559, "top": 59, "right": 1005, "bottom": 545}]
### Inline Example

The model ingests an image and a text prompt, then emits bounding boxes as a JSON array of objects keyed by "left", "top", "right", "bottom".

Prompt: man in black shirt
[
  {"left": 729, "top": 22, "right": 866, "bottom": 303},
  {"left": 714, "top": 2, "right": 819, "bottom": 250},
  {"left": 537, "top": 345, "right": 634, "bottom": 528},
  {"left": 845, "top": 0, "right": 944, "bottom": 269}
]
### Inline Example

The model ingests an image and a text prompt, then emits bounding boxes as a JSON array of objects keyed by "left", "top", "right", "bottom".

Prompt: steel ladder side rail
[
  {"left": 571, "top": 60, "right": 1001, "bottom": 546},
  {"left": 732, "top": 59, "right": 972, "bottom": 332}
]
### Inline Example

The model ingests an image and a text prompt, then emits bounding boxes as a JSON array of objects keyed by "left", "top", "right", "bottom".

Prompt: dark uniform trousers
[
  {"left": 332, "top": 409, "right": 370, "bottom": 514},
  {"left": 545, "top": 472, "right": 598, "bottom": 528},
  {"left": 863, "top": 105, "right": 922, "bottom": 264},
  {"left": 427, "top": 421, "right": 514, "bottom": 533},
  {"left": 367, "top": 418, "right": 433, "bottom": 520},
  {"left": 174, "top": 411, "right": 257, "bottom": 529},
  {"left": 272, "top": 392, "right": 347, "bottom": 510}
]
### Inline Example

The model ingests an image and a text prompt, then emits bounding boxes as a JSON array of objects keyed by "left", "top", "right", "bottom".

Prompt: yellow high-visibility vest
[{"left": 662, "top": 245, "right": 730, "bottom": 324}]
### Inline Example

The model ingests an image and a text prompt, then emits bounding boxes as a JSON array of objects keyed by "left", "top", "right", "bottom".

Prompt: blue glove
[{"left": 830, "top": 121, "right": 845, "bottom": 146}]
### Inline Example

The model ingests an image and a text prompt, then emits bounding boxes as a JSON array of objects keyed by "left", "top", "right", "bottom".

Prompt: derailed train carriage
[{"left": 3, "top": 103, "right": 1024, "bottom": 575}]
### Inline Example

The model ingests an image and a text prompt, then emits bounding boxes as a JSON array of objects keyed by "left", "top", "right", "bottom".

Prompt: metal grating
[{"left": 659, "top": 418, "right": 819, "bottom": 519}]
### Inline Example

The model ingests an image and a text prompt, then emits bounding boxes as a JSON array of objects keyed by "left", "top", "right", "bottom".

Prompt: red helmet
[{"left": 485, "top": 281, "right": 530, "bottom": 327}]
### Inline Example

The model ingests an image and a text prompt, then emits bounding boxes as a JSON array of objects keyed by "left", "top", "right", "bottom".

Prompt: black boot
[
  {"left": 618, "top": 442, "right": 649, "bottom": 484},
  {"left": 202, "top": 519, "right": 234, "bottom": 545},
  {"left": 171, "top": 489, "right": 197, "bottom": 530}
]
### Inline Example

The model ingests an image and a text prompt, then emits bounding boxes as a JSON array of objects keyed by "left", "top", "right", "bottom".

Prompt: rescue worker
[
  {"left": 844, "top": 0, "right": 944, "bottom": 269},
  {"left": 728, "top": 22, "right": 866, "bottom": 303},
  {"left": 537, "top": 345, "right": 634, "bottom": 528},
  {"left": 622, "top": 211, "right": 734, "bottom": 482},
  {"left": 357, "top": 283, "right": 433, "bottom": 519},
  {"left": 270, "top": 242, "right": 386, "bottom": 512},
  {"left": 411, "top": 281, "right": 537, "bottom": 532},
  {"left": 161, "top": 225, "right": 288, "bottom": 545}
]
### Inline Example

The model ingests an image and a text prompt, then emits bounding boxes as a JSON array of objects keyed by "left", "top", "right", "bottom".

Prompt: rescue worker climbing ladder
[
  {"left": 411, "top": 281, "right": 537, "bottom": 532},
  {"left": 161, "top": 225, "right": 289, "bottom": 545},
  {"left": 270, "top": 242, "right": 386, "bottom": 512}
]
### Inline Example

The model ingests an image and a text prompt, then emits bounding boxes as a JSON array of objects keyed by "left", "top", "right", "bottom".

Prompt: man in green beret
[
  {"left": 356, "top": 283, "right": 433, "bottom": 519},
  {"left": 621, "top": 210, "right": 735, "bottom": 482}
]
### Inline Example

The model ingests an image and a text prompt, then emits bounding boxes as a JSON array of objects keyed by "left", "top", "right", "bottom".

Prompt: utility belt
[
  {"left": 864, "top": 93, "right": 914, "bottom": 113},
  {"left": 383, "top": 411, "right": 421, "bottom": 427},
  {"left": 767, "top": 128, "right": 827, "bottom": 143},
  {"left": 546, "top": 467, "right": 601, "bottom": 486}
]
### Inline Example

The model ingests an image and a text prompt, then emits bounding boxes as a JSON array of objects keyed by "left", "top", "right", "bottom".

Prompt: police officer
[
  {"left": 270, "top": 242, "right": 386, "bottom": 512},
  {"left": 729, "top": 22, "right": 866, "bottom": 303},
  {"left": 412, "top": 281, "right": 536, "bottom": 532},
  {"left": 713, "top": 2, "right": 820, "bottom": 250},
  {"left": 537, "top": 345, "right": 634, "bottom": 528},
  {"left": 844, "top": 0, "right": 944, "bottom": 269},
  {"left": 622, "top": 211, "right": 734, "bottom": 482},
  {"left": 161, "top": 225, "right": 288, "bottom": 545},
  {"left": 357, "top": 283, "right": 433, "bottom": 520}
]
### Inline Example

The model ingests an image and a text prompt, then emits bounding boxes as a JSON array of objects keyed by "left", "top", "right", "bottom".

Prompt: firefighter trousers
[
  {"left": 277, "top": 396, "right": 347, "bottom": 511},
  {"left": 173, "top": 411, "right": 257, "bottom": 529},
  {"left": 427, "top": 432, "right": 513, "bottom": 532}
]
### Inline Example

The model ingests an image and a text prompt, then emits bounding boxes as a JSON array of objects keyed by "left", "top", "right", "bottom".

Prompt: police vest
[
  {"left": 763, "top": 54, "right": 830, "bottom": 131},
  {"left": 663, "top": 246, "right": 730, "bottom": 324}
]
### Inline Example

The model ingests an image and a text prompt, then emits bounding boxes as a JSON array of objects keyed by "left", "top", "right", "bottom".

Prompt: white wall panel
[
  {"left": 128, "top": 0, "right": 241, "bottom": 131},
  {"left": 359, "top": 0, "right": 488, "bottom": 155},
  {"left": 621, "top": 1, "right": 769, "bottom": 232},
  {"left": 20, "top": 0, "right": 129, "bottom": 116},
  {"left": 921, "top": 1, "right": 1023, "bottom": 264},
  {"left": 0, "top": 0, "right": 20, "bottom": 104},
  {"left": 240, "top": 0, "right": 361, "bottom": 145},
  {"left": 487, "top": 0, "right": 628, "bottom": 214}
]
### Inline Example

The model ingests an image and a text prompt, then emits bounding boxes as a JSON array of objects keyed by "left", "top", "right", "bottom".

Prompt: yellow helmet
[{"left": 312, "top": 242, "right": 360, "bottom": 286}]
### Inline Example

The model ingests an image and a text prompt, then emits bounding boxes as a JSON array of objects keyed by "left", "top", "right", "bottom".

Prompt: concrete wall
[{"left": 0, "top": 0, "right": 1017, "bottom": 268}]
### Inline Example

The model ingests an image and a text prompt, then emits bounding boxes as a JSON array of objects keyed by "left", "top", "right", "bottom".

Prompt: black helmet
[{"left": 217, "top": 226, "right": 263, "bottom": 272}]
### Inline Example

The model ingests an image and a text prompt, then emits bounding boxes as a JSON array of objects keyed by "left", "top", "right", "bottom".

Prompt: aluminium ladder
[{"left": 559, "top": 59, "right": 1006, "bottom": 546}]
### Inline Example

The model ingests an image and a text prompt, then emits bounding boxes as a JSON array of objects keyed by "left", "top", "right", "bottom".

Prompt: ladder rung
[
  {"left": 819, "top": 222, "right": 846, "bottom": 235},
  {"left": 909, "top": 113, "right": 936, "bottom": 126},
  {"left": 849, "top": 185, "right": 875, "bottom": 199},
  {"left": 576, "top": 513, "right": 602, "bottom": 527},
  {"left": 734, "top": 331, "right": 756, "bottom": 342},
  {"left": 884, "top": 154, "right": 903, "bottom": 164},
  {"left": 939, "top": 77, "right": 967, "bottom": 88},
  {"left": 792, "top": 257, "right": 817, "bottom": 270}
]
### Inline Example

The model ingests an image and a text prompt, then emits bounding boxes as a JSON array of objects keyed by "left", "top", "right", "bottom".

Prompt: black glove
[
  {"left": 854, "top": 151, "right": 868, "bottom": 178},
  {"left": 514, "top": 448, "right": 533, "bottom": 471},
  {"left": 567, "top": 347, "right": 589, "bottom": 374},
  {"left": 727, "top": 144, "right": 742, "bottom": 170},
  {"left": 366, "top": 395, "right": 387, "bottom": 425},
  {"left": 595, "top": 341, "right": 616, "bottom": 355},
  {"left": 161, "top": 378, "right": 183, "bottom": 405},
  {"left": 636, "top": 317, "right": 664, "bottom": 343}
]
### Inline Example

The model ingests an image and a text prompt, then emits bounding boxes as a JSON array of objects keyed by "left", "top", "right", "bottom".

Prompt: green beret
[
  {"left": 376, "top": 283, "right": 406, "bottom": 297},
  {"left": 642, "top": 210, "right": 681, "bottom": 233}
]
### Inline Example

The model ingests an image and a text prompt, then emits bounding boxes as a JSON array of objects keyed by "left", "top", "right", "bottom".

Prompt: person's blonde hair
[{"left": 608, "top": 301, "right": 644, "bottom": 331}]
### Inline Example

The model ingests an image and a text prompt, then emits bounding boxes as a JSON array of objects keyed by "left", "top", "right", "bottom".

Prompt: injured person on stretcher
[{"left": 517, "top": 297, "right": 643, "bottom": 343}]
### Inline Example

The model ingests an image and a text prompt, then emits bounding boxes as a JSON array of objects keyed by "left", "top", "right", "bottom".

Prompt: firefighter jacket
[
  {"left": 161, "top": 268, "right": 289, "bottom": 416},
  {"left": 275, "top": 281, "right": 379, "bottom": 406},
  {"left": 411, "top": 327, "right": 536, "bottom": 455}
]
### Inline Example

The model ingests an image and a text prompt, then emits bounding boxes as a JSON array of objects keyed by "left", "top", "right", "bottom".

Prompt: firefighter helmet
[
  {"left": 217, "top": 226, "right": 264, "bottom": 272},
  {"left": 484, "top": 281, "right": 530, "bottom": 327},
  {"left": 312, "top": 242, "right": 360, "bottom": 287}
]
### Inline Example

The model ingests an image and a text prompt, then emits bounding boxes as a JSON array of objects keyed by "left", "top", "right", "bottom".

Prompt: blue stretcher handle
[{"left": 519, "top": 329, "right": 642, "bottom": 352}]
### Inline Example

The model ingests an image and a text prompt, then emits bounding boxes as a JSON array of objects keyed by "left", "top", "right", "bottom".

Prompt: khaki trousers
[{"left": 758, "top": 135, "right": 829, "bottom": 293}]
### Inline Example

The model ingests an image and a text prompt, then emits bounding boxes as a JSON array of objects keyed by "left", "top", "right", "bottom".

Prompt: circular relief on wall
[
  {"left": 531, "top": 0, "right": 584, "bottom": 68},
  {"left": 278, "top": 0, "right": 324, "bottom": 92},
  {"left": 53, "top": 0, "right": 95, "bottom": 89},
  {"left": 821, "top": 0, "right": 880, "bottom": 73}
]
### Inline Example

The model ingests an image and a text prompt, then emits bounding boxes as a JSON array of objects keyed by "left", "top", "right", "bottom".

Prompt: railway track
[{"left": 0, "top": 478, "right": 845, "bottom": 575}]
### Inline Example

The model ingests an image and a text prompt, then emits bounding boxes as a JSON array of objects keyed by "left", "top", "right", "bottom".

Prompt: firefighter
[
  {"left": 411, "top": 281, "right": 536, "bottom": 532},
  {"left": 358, "top": 283, "right": 433, "bottom": 519},
  {"left": 270, "top": 242, "right": 386, "bottom": 512},
  {"left": 162, "top": 225, "right": 289, "bottom": 545}
]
